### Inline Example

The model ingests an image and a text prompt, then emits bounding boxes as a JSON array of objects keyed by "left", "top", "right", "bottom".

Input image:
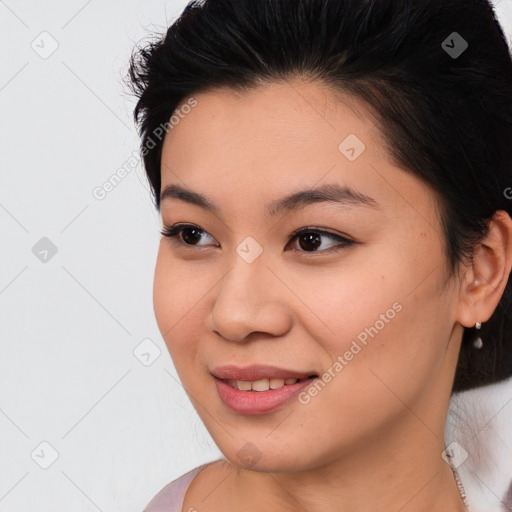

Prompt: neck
[{"left": 229, "top": 414, "right": 466, "bottom": 512}]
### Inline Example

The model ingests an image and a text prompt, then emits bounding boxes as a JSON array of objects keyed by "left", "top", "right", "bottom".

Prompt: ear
[{"left": 456, "top": 210, "right": 512, "bottom": 328}]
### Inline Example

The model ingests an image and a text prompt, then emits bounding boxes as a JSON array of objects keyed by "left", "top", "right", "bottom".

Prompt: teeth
[
  {"left": 228, "top": 377, "right": 300, "bottom": 391},
  {"left": 251, "top": 379, "right": 269, "bottom": 391},
  {"left": 270, "top": 378, "right": 285, "bottom": 389},
  {"left": 237, "top": 380, "right": 252, "bottom": 391}
]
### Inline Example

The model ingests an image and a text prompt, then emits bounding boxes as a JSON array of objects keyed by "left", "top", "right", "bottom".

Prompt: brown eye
[
  {"left": 180, "top": 227, "right": 203, "bottom": 245},
  {"left": 287, "top": 228, "right": 355, "bottom": 254},
  {"left": 297, "top": 232, "right": 322, "bottom": 251},
  {"left": 160, "top": 224, "right": 217, "bottom": 247}
]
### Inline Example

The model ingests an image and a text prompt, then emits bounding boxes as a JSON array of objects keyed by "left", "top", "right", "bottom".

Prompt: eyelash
[{"left": 160, "top": 223, "right": 355, "bottom": 255}]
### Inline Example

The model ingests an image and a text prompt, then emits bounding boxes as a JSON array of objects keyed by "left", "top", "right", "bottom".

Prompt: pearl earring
[{"left": 473, "top": 321, "right": 483, "bottom": 349}]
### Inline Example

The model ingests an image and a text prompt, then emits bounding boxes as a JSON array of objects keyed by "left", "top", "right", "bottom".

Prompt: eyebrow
[{"left": 160, "top": 183, "right": 380, "bottom": 216}]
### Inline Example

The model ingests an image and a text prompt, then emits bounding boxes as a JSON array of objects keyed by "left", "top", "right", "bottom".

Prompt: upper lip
[{"left": 211, "top": 364, "right": 317, "bottom": 381}]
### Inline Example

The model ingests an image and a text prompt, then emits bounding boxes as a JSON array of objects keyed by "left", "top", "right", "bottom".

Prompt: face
[{"left": 153, "top": 79, "right": 463, "bottom": 472}]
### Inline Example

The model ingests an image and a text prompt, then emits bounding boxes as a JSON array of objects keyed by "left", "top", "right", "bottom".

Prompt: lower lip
[{"left": 214, "top": 377, "right": 314, "bottom": 415}]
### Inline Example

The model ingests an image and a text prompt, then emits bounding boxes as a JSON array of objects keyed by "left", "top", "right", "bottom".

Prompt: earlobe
[{"left": 455, "top": 210, "right": 512, "bottom": 329}]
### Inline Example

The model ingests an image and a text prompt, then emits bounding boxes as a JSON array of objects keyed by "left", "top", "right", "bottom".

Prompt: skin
[{"left": 152, "top": 78, "right": 512, "bottom": 512}]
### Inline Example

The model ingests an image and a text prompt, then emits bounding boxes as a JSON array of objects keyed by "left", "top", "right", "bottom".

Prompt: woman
[{"left": 127, "top": 0, "right": 512, "bottom": 510}]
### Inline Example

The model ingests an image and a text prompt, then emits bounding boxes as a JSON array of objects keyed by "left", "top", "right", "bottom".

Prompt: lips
[
  {"left": 214, "top": 376, "right": 317, "bottom": 415},
  {"left": 211, "top": 364, "right": 317, "bottom": 381}
]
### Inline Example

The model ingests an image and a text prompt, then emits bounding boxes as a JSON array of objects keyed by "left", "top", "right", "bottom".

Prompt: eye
[
  {"left": 160, "top": 223, "right": 217, "bottom": 248},
  {"left": 160, "top": 223, "right": 355, "bottom": 254},
  {"left": 286, "top": 226, "right": 354, "bottom": 254}
]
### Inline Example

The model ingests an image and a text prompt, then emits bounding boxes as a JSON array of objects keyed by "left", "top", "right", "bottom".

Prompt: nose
[{"left": 208, "top": 256, "right": 293, "bottom": 343}]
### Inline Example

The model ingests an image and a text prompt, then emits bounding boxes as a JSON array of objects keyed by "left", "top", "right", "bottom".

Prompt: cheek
[
  {"left": 304, "top": 244, "right": 445, "bottom": 385},
  {"left": 295, "top": 258, "right": 404, "bottom": 356},
  {"left": 152, "top": 249, "right": 203, "bottom": 357},
  {"left": 152, "top": 250, "right": 174, "bottom": 335},
  {"left": 153, "top": 247, "right": 203, "bottom": 324}
]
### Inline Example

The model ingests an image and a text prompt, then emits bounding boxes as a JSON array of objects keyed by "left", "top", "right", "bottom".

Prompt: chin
[
  {"left": 229, "top": 456, "right": 302, "bottom": 474},
  {"left": 216, "top": 440, "right": 310, "bottom": 474}
]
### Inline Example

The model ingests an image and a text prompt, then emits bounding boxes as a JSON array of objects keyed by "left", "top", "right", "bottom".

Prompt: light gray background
[{"left": 0, "top": 1, "right": 511, "bottom": 511}]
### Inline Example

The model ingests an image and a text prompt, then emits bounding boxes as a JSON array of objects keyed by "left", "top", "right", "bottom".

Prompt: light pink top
[{"left": 143, "top": 460, "right": 221, "bottom": 512}]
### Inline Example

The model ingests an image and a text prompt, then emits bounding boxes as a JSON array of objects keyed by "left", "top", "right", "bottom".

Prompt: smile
[
  {"left": 225, "top": 377, "right": 309, "bottom": 391},
  {"left": 211, "top": 365, "right": 319, "bottom": 414}
]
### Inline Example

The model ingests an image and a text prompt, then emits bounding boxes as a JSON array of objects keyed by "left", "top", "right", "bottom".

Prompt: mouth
[
  {"left": 211, "top": 364, "right": 318, "bottom": 382},
  {"left": 221, "top": 375, "right": 318, "bottom": 392},
  {"left": 211, "top": 365, "right": 319, "bottom": 415}
]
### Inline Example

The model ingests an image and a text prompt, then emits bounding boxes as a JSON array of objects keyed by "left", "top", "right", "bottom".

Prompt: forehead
[
  {"left": 161, "top": 80, "right": 383, "bottom": 178},
  {"left": 159, "top": 79, "right": 439, "bottom": 223},
  {"left": 164, "top": 79, "right": 378, "bottom": 150}
]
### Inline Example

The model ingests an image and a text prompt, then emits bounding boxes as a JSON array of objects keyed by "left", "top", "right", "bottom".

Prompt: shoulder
[
  {"left": 143, "top": 459, "right": 224, "bottom": 512},
  {"left": 181, "top": 459, "right": 235, "bottom": 511}
]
